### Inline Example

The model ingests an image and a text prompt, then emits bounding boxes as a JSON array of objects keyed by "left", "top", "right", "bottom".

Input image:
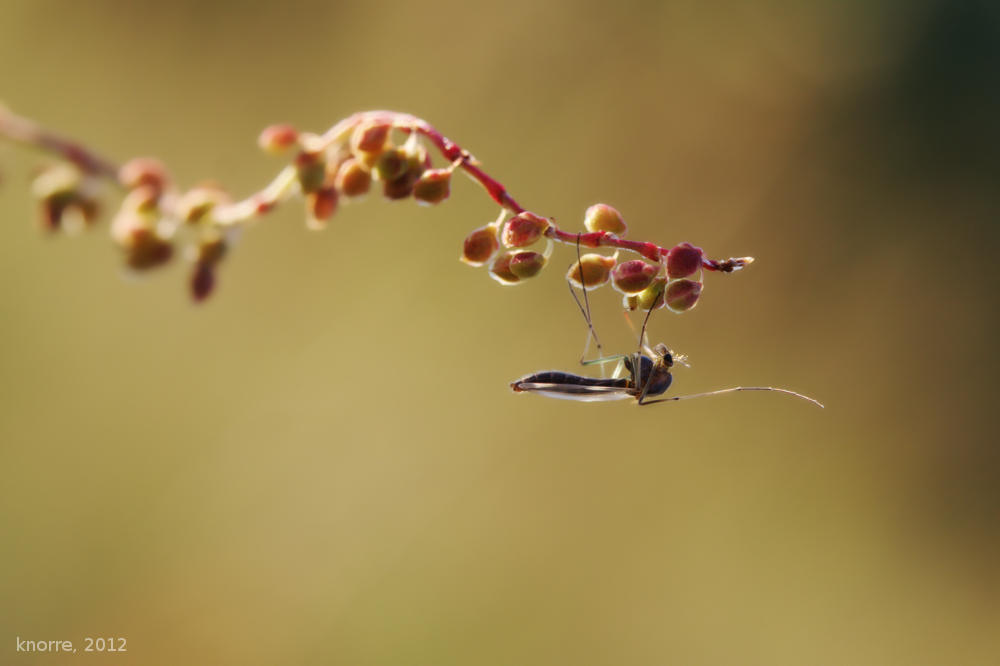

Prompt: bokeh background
[{"left": 1, "top": 0, "right": 998, "bottom": 664}]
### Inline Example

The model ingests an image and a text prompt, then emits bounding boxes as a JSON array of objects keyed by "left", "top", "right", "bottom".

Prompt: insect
[{"left": 510, "top": 236, "right": 823, "bottom": 408}]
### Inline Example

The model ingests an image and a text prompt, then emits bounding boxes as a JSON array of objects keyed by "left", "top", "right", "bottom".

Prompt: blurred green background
[{"left": 1, "top": 0, "right": 998, "bottom": 664}]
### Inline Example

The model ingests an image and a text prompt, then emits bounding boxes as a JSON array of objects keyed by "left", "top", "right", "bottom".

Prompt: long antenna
[{"left": 640, "top": 386, "right": 825, "bottom": 408}]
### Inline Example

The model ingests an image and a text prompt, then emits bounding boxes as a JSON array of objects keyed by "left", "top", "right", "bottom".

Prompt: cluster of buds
[
  {"left": 3, "top": 103, "right": 753, "bottom": 315},
  {"left": 463, "top": 202, "right": 709, "bottom": 314},
  {"left": 461, "top": 211, "right": 553, "bottom": 284},
  {"left": 257, "top": 117, "right": 458, "bottom": 233}
]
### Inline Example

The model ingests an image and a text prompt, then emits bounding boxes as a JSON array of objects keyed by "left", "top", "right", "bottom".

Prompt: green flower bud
[
  {"left": 567, "top": 253, "right": 616, "bottom": 290},
  {"left": 634, "top": 276, "right": 666, "bottom": 311},
  {"left": 664, "top": 279, "right": 703, "bottom": 313},
  {"left": 334, "top": 158, "right": 371, "bottom": 198},
  {"left": 461, "top": 225, "right": 500, "bottom": 266},
  {"left": 295, "top": 150, "right": 327, "bottom": 194},
  {"left": 502, "top": 212, "right": 549, "bottom": 248},
  {"left": 611, "top": 259, "right": 659, "bottom": 294},
  {"left": 412, "top": 168, "right": 452, "bottom": 205},
  {"left": 584, "top": 203, "right": 627, "bottom": 235},
  {"left": 373, "top": 148, "right": 409, "bottom": 182},
  {"left": 508, "top": 251, "right": 546, "bottom": 278}
]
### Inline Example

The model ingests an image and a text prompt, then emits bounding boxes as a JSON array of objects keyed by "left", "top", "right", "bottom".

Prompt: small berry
[
  {"left": 257, "top": 124, "right": 299, "bottom": 154},
  {"left": 567, "top": 253, "right": 617, "bottom": 290},
  {"left": 611, "top": 259, "right": 659, "bottom": 294},
  {"left": 508, "top": 251, "right": 546, "bottom": 278},
  {"left": 584, "top": 203, "right": 627, "bottom": 235},
  {"left": 334, "top": 158, "right": 371, "bottom": 198},
  {"left": 501, "top": 212, "right": 549, "bottom": 247},
  {"left": 666, "top": 242, "right": 704, "bottom": 279},
  {"left": 461, "top": 225, "right": 500, "bottom": 266},
  {"left": 412, "top": 168, "right": 451, "bottom": 205},
  {"left": 664, "top": 279, "right": 702, "bottom": 313}
]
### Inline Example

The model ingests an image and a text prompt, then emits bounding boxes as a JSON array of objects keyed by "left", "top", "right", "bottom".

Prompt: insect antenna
[{"left": 639, "top": 386, "right": 825, "bottom": 408}]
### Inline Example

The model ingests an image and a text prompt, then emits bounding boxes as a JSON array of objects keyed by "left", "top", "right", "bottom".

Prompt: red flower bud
[
  {"left": 567, "top": 253, "right": 616, "bottom": 290},
  {"left": 190, "top": 262, "right": 215, "bottom": 302},
  {"left": 306, "top": 186, "right": 338, "bottom": 229},
  {"left": 350, "top": 120, "right": 391, "bottom": 155},
  {"left": 118, "top": 157, "right": 169, "bottom": 196},
  {"left": 584, "top": 203, "right": 627, "bottom": 235},
  {"left": 461, "top": 225, "right": 499, "bottom": 266},
  {"left": 412, "top": 168, "right": 452, "bottom": 205},
  {"left": 666, "top": 242, "right": 704, "bottom": 279},
  {"left": 508, "top": 251, "right": 546, "bottom": 278},
  {"left": 611, "top": 259, "right": 659, "bottom": 294},
  {"left": 124, "top": 227, "right": 173, "bottom": 270},
  {"left": 664, "top": 279, "right": 702, "bottom": 313},
  {"left": 488, "top": 251, "right": 520, "bottom": 285},
  {"left": 257, "top": 124, "right": 299, "bottom": 154},
  {"left": 502, "top": 212, "right": 549, "bottom": 247},
  {"left": 334, "top": 158, "right": 371, "bottom": 198}
]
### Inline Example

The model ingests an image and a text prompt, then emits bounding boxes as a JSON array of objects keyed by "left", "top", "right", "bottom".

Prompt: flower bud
[
  {"left": 196, "top": 233, "right": 227, "bottom": 266},
  {"left": 666, "top": 242, "right": 704, "bottom": 279},
  {"left": 176, "top": 184, "right": 228, "bottom": 224},
  {"left": 32, "top": 164, "right": 99, "bottom": 232},
  {"left": 567, "top": 253, "right": 616, "bottom": 290},
  {"left": 508, "top": 251, "right": 546, "bottom": 278},
  {"left": 190, "top": 262, "right": 215, "bottom": 302},
  {"left": 350, "top": 120, "right": 391, "bottom": 155},
  {"left": 584, "top": 203, "right": 627, "bottom": 235},
  {"left": 664, "top": 279, "right": 702, "bottom": 313},
  {"left": 295, "top": 150, "right": 327, "bottom": 194},
  {"left": 611, "top": 259, "right": 659, "bottom": 294},
  {"left": 488, "top": 252, "right": 520, "bottom": 285},
  {"left": 257, "top": 124, "right": 299, "bottom": 154},
  {"left": 373, "top": 148, "right": 408, "bottom": 182},
  {"left": 461, "top": 225, "right": 499, "bottom": 266},
  {"left": 412, "top": 168, "right": 452, "bottom": 205},
  {"left": 118, "top": 157, "right": 169, "bottom": 196},
  {"left": 306, "top": 186, "right": 338, "bottom": 230},
  {"left": 123, "top": 226, "right": 174, "bottom": 270},
  {"left": 334, "top": 158, "right": 371, "bottom": 198},
  {"left": 634, "top": 276, "right": 666, "bottom": 311},
  {"left": 502, "top": 212, "right": 549, "bottom": 247}
]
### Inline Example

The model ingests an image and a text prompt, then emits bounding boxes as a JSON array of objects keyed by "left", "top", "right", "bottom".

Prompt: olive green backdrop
[{"left": 1, "top": 0, "right": 997, "bottom": 664}]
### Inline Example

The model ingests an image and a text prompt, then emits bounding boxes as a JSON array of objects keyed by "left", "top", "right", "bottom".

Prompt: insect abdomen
[{"left": 511, "top": 371, "right": 630, "bottom": 393}]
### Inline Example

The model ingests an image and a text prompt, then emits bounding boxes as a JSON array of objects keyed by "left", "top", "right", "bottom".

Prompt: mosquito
[{"left": 510, "top": 236, "right": 824, "bottom": 408}]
